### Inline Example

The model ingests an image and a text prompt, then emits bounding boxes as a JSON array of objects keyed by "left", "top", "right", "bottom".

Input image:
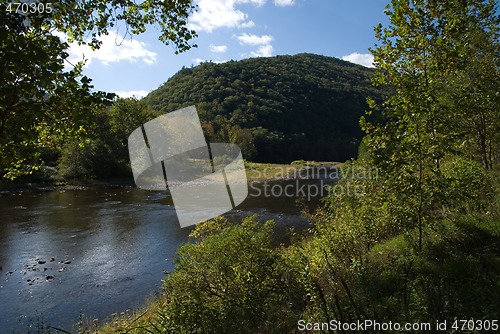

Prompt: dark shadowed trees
[{"left": 0, "top": 1, "right": 196, "bottom": 180}]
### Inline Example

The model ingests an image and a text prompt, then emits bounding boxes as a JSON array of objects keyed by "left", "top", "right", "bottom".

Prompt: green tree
[
  {"left": 362, "top": 0, "right": 499, "bottom": 250},
  {"left": 437, "top": 11, "right": 500, "bottom": 169},
  {"left": 108, "top": 97, "right": 158, "bottom": 163},
  {"left": 58, "top": 98, "right": 158, "bottom": 179},
  {"left": 1, "top": 1, "right": 196, "bottom": 180},
  {"left": 155, "top": 216, "right": 306, "bottom": 334},
  {"left": 0, "top": 8, "right": 109, "bottom": 179}
]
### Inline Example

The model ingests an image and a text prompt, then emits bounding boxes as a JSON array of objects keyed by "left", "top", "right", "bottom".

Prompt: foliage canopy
[{"left": 0, "top": 0, "right": 197, "bottom": 180}]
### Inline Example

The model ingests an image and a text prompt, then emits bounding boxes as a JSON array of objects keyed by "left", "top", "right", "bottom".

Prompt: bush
[
  {"left": 101, "top": 216, "right": 307, "bottom": 334},
  {"left": 441, "top": 157, "right": 493, "bottom": 212},
  {"left": 159, "top": 216, "right": 306, "bottom": 333}
]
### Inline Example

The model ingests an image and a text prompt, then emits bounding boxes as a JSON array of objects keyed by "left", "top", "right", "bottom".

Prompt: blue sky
[{"left": 63, "top": 0, "right": 391, "bottom": 98}]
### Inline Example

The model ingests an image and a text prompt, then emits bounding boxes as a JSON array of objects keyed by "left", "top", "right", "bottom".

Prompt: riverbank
[
  {"left": 0, "top": 180, "right": 133, "bottom": 196},
  {"left": 0, "top": 161, "right": 343, "bottom": 194},
  {"left": 11, "top": 160, "right": 498, "bottom": 334},
  {"left": 90, "top": 210, "right": 500, "bottom": 334},
  {"left": 87, "top": 161, "right": 499, "bottom": 334}
]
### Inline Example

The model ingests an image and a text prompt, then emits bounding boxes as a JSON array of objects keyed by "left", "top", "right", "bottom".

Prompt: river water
[{"left": 0, "top": 174, "right": 336, "bottom": 333}]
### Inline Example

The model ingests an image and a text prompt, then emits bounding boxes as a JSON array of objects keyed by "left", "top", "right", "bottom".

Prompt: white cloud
[
  {"left": 274, "top": 0, "right": 295, "bottom": 6},
  {"left": 188, "top": 0, "right": 265, "bottom": 32},
  {"left": 241, "top": 20, "right": 256, "bottom": 28},
  {"left": 193, "top": 58, "right": 228, "bottom": 64},
  {"left": 114, "top": 90, "right": 150, "bottom": 98},
  {"left": 342, "top": 52, "right": 375, "bottom": 68},
  {"left": 237, "top": 33, "right": 274, "bottom": 58},
  {"left": 242, "top": 0, "right": 266, "bottom": 7},
  {"left": 209, "top": 44, "right": 228, "bottom": 53},
  {"left": 237, "top": 33, "right": 273, "bottom": 45},
  {"left": 57, "top": 31, "right": 157, "bottom": 68},
  {"left": 250, "top": 44, "right": 274, "bottom": 57}
]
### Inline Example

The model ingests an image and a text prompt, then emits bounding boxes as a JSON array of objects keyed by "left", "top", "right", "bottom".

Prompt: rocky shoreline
[{"left": 0, "top": 180, "right": 135, "bottom": 196}]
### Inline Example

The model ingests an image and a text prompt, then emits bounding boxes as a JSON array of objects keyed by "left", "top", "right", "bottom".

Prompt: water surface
[{"left": 0, "top": 175, "right": 334, "bottom": 333}]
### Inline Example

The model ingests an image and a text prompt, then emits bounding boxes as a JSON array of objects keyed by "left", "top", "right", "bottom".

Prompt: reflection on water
[{"left": 0, "top": 176, "right": 334, "bottom": 333}]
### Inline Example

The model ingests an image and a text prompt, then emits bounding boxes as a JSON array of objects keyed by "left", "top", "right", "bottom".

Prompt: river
[{"left": 0, "top": 173, "right": 337, "bottom": 333}]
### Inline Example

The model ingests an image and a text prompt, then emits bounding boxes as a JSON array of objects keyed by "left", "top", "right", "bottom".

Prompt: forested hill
[{"left": 143, "top": 53, "right": 386, "bottom": 163}]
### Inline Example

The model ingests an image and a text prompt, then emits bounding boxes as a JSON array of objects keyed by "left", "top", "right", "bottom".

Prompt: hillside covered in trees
[{"left": 143, "top": 53, "right": 387, "bottom": 163}]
